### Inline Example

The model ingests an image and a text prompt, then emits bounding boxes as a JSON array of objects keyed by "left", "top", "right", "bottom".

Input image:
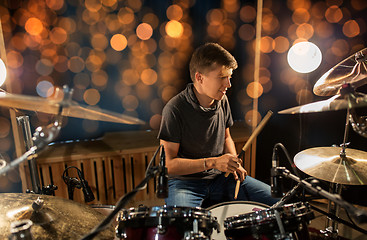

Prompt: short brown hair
[{"left": 189, "top": 42, "right": 238, "bottom": 81}]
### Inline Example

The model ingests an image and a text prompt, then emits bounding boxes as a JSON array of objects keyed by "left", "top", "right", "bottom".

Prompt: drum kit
[{"left": 1, "top": 49, "right": 367, "bottom": 239}]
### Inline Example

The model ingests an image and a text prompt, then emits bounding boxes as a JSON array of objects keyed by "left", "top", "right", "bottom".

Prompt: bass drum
[{"left": 207, "top": 201, "right": 269, "bottom": 240}]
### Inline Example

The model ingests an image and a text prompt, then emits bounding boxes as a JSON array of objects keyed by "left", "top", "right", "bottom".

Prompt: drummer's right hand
[{"left": 215, "top": 153, "right": 242, "bottom": 173}]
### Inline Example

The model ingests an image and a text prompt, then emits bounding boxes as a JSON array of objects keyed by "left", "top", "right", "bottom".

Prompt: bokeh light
[
  {"left": 36, "top": 80, "right": 54, "bottom": 98},
  {"left": 110, "top": 34, "right": 127, "bottom": 51},
  {"left": 287, "top": 41, "right": 322, "bottom": 73},
  {"left": 165, "top": 20, "right": 184, "bottom": 38}
]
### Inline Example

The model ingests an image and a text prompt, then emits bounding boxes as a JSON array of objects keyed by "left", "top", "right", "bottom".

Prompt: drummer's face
[{"left": 200, "top": 64, "right": 232, "bottom": 101}]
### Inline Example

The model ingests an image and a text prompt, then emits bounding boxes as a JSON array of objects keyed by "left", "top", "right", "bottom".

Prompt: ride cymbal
[
  {"left": 0, "top": 91, "right": 145, "bottom": 125},
  {"left": 294, "top": 147, "right": 367, "bottom": 185},
  {"left": 0, "top": 193, "right": 115, "bottom": 239},
  {"left": 314, "top": 48, "right": 367, "bottom": 96}
]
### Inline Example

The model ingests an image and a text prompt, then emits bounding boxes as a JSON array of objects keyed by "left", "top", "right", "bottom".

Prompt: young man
[{"left": 158, "top": 42, "right": 277, "bottom": 207}]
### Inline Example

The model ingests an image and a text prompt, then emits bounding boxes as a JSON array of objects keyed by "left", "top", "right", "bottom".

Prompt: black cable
[
  {"left": 62, "top": 166, "right": 83, "bottom": 184},
  {"left": 273, "top": 143, "right": 301, "bottom": 178}
]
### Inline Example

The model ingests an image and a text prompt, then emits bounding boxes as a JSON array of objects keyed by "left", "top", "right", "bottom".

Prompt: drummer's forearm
[{"left": 224, "top": 128, "right": 237, "bottom": 156}]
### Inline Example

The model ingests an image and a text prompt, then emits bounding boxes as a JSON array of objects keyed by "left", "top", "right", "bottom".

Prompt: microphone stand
[{"left": 273, "top": 166, "right": 367, "bottom": 235}]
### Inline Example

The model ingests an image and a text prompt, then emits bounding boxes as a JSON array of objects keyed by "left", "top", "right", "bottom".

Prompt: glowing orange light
[
  {"left": 50, "top": 27, "right": 67, "bottom": 45},
  {"left": 110, "top": 34, "right": 127, "bottom": 51},
  {"left": 325, "top": 5, "right": 343, "bottom": 23},
  {"left": 91, "top": 33, "right": 108, "bottom": 50},
  {"left": 68, "top": 56, "right": 85, "bottom": 73},
  {"left": 260, "top": 36, "right": 274, "bottom": 53},
  {"left": 165, "top": 20, "right": 183, "bottom": 38},
  {"left": 136, "top": 23, "right": 153, "bottom": 40},
  {"left": 85, "top": 0, "right": 102, "bottom": 12},
  {"left": 6, "top": 51, "right": 23, "bottom": 69},
  {"left": 273, "top": 36, "right": 289, "bottom": 53},
  {"left": 240, "top": 6, "right": 256, "bottom": 23},
  {"left": 118, "top": 7, "right": 135, "bottom": 24},
  {"left": 343, "top": 20, "right": 360, "bottom": 38},
  {"left": 83, "top": 88, "right": 100, "bottom": 105},
  {"left": 246, "top": 82, "right": 263, "bottom": 99},
  {"left": 141, "top": 68, "right": 158, "bottom": 85},
  {"left": 25, "top": 17, "right": 44, "bottom": 36},
  {"left": 166, "top": 4, "right": 183, "bottom": 21},
  {"left": 292, "top": 8, "right": 310, "bottom": 24},
  {"left": 45, "top": 0, "right": 64, "bottom": 10},
  {"left": 296, "top": 23, "right": 314, "bottom": 39}
]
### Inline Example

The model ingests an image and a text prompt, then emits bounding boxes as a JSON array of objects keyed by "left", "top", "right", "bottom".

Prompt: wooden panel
[{"left": 27, "top": 126, "right": 253, "bottom": 207}]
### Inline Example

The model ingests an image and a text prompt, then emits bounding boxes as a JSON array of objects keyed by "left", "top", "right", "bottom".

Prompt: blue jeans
[{"left": 165, "top": 173, "right": 278, "bottom": 207}]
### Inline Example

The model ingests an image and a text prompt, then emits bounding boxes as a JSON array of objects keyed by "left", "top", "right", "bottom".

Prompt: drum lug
[
  {"left": 115, "top": 227, "right": 127, "bottom": 239},
  {"left": 157, "top": 216, "right": 166, "bottom": 235}
]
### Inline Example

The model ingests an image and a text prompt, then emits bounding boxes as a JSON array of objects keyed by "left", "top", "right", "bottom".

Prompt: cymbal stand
[
  {"left": 322, "top": 91, "right": 351, "bottom": 237},
  {"left": 0, "top": 86, "right": 74, "bottom": 187},
  {"left": 273, "top": 167, "right": 367, "bottom": 234},
  {"left": 16, "top": 115, "right": 41, "bottom": 194},
  {"left": 323, "top": 183, "right": 343, "bottom": 238}
]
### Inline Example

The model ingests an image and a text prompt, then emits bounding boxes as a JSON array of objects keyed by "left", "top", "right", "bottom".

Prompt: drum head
[{"left": 207, "top": 201, "right": 269, "bottom": 240}]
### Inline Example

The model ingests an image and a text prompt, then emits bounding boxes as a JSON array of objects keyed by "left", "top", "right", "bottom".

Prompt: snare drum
[
  {"left": 224, "top": 202, "right": 315, "bottom": 240},
  {"left": 116, "top": 205, "right": 219, "bottom": 239},
  {"left": 207, "top": 201, "right": 269, "bottom": 240}
]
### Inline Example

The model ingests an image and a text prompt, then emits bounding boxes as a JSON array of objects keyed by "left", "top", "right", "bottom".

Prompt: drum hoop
[
  {"left": 206, "top": 200, "right": 269, "bottom": 210},
  {"left": 122, "top": 205, "right": 211, "bottom": 219}
]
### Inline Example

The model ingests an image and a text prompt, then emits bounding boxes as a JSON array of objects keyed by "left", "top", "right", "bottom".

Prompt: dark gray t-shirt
[{"left": 158, "top": 83, "right": 234, "bottom": 179}]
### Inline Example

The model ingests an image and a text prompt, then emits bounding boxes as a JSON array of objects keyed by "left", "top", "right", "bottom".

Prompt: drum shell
[
  {"left": 224, "top": 202, "right": 314, "bottom": 240},
  {"left": 207, "top": 201, "right": 269, "bottom": 240},
  {"left": 116, "top": 205, "right": 218, "bottom": 239}
]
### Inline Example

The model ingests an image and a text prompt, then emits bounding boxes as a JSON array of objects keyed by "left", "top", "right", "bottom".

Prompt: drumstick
[
  {"left": 225, "top": 110, "right": 273, "bottom": 178},
  {"left": 234, "top": 180, "right": 240, "bottom": 199}
]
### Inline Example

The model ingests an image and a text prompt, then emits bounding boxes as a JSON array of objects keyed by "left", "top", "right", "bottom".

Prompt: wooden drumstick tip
[{"left": 234, "top": 180, "right": 240, "bottom": 199}]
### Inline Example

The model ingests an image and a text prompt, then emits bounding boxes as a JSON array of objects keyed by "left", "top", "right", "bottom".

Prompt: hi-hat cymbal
[
  {"left": 314, "top": 48, "right": 367, "bottom": 96},
  {"left": 0, "top": 91, "right": 145, "bottom": 125},
  {"left": 0, "top": 193, "right": 114, "bottom": 239},
  {"left": 294, "top": 147, "right": 367, "bottom": 185},
  {"left": 278, "top": 93, "right": 367, "bottom": 114}
]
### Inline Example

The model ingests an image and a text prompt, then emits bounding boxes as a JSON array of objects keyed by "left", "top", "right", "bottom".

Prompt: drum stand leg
[
  {"left": 17, "top": 116, "right": 42, "bottom": 194},
  {"left": 322, "top": 183, "right": 343, "bottom": 238}
]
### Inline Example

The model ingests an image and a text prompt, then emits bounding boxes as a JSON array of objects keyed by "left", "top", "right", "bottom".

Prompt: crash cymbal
[
  {"left": 314, "top": 48, "right": 367, "bottom": 96},
  {"left": 0, "top": 193, "right": 115, "bottom": 239},
  {"left": 278, "top": 93, "right": 367, "bottom": 114},
  {"left": 294, "top": 147, "right": 367, "bottom": 185},
  {"left": 0, "top": 90, "right": 145, "bottom": 125}
]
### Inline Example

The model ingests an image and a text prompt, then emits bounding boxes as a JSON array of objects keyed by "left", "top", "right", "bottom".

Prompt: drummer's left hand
[{"left": 233, "top": 166, "right": 247, "bottom": 182}]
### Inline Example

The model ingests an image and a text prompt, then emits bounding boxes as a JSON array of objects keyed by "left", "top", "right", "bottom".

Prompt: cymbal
[
  {"left": 278, "top": 93, "right": 367, "bottom": 114},
  {"left": 0, "top": 193, "right": 115, "bottom": 239},
  {"left": 0, "top": 90, "right": 145, "bottom": 125},
  {"left": 294, "top": 147, "right": 367, "bottom": 185},
  {"left": 314, "top": 48, "right": 367, "bottom": 96}
]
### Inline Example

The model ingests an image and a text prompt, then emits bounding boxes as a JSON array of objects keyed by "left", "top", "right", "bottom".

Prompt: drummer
[{"left": 158, "top": 42, "right": 278, "bottom": 208}]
